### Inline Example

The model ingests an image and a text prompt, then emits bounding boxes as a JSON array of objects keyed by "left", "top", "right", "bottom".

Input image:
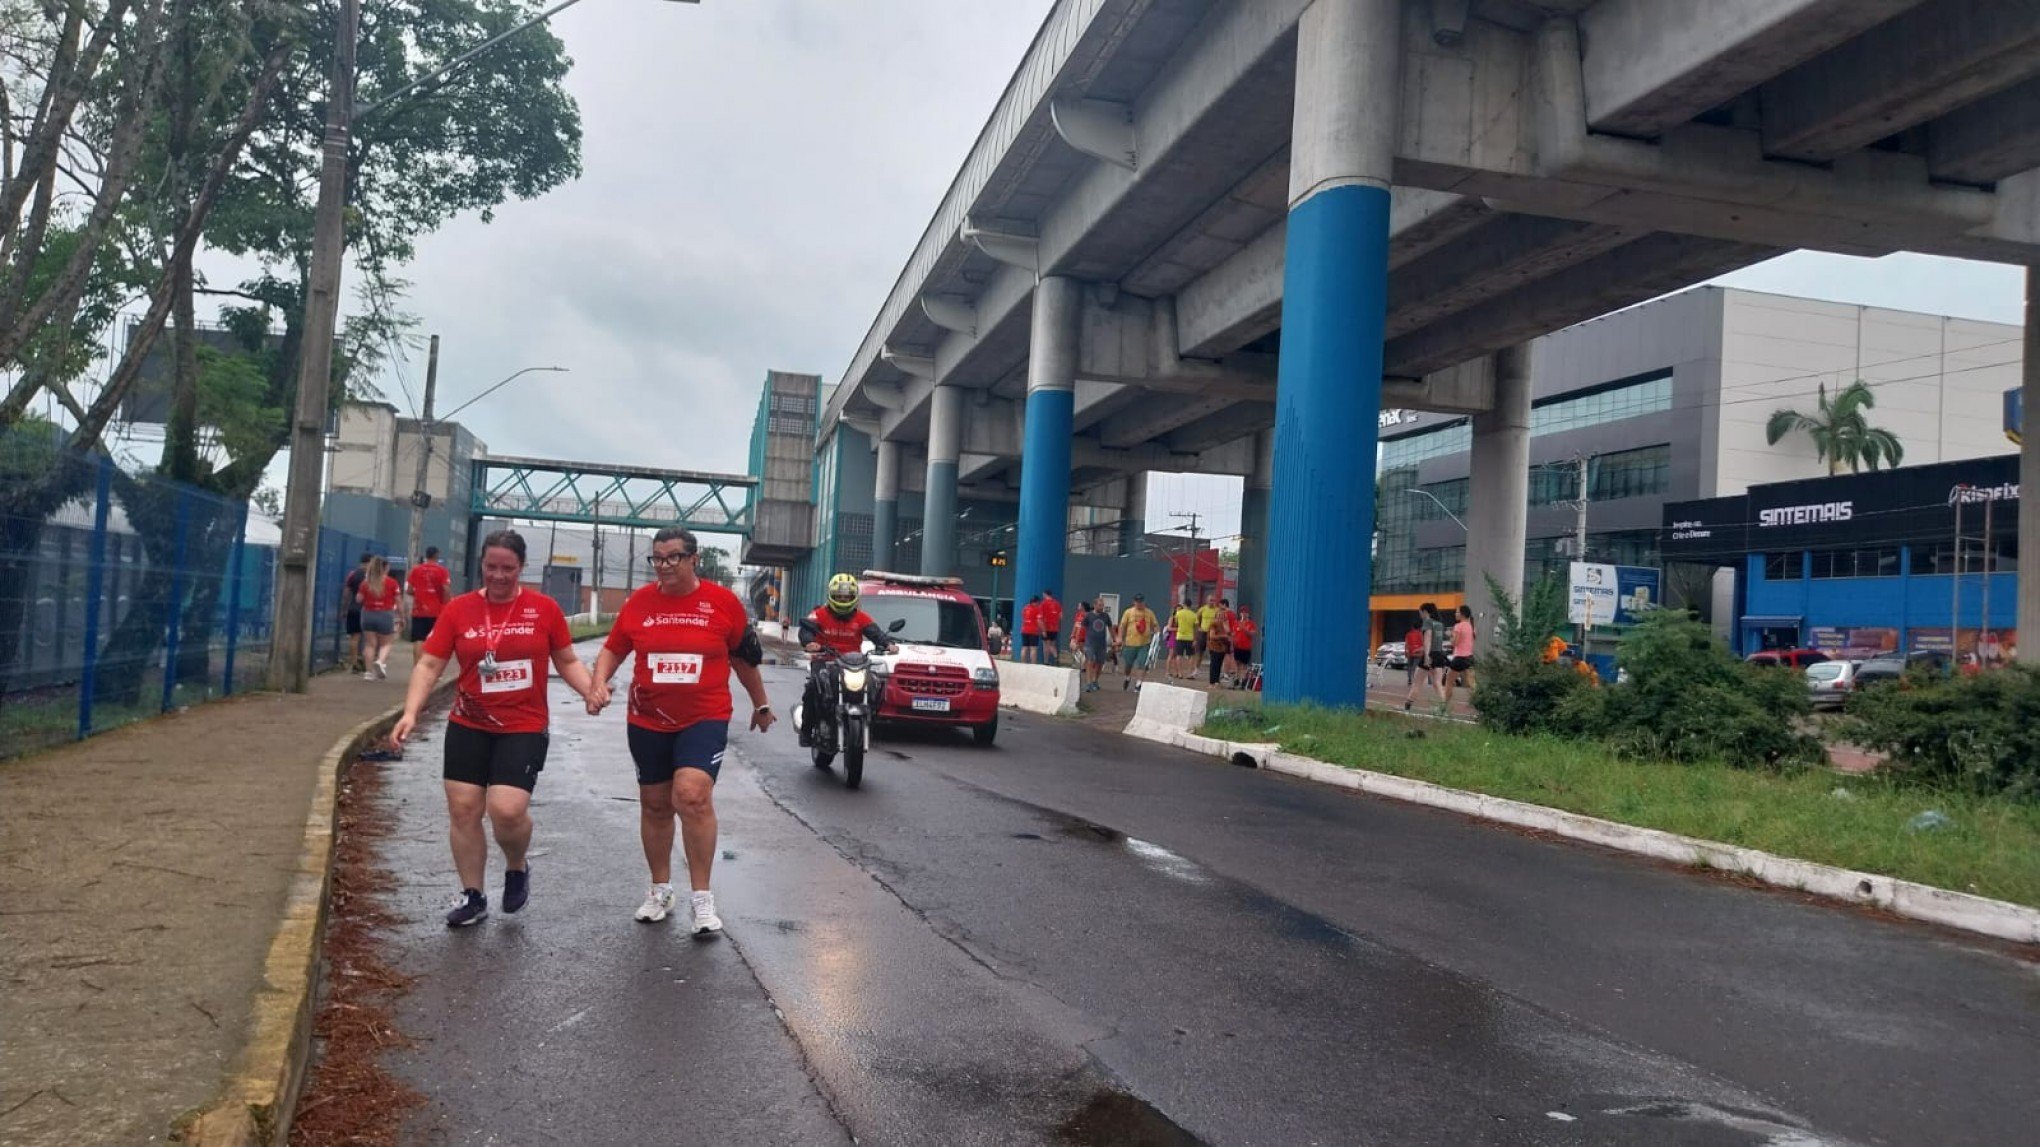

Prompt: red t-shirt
[
  {"left": 1021, "top": 603, "right": 1041, "bottom": 636},
  {"left": 604, "top": 581, "right": 752, "bottom": 732},
  {"left": 424, "top": 589, "right": 572, "bottom": 734},
  {"left": 357, "top": 576, "right": 398, "bottom": 612},
  {"left": 1234, "top": 619, "right": 1257, "bottom": 648},
  {"left": 1040, "top": 598, "right": 1063, "bottom": 639},
  {"left": 804, "top": 606, "right": 878, "bottom": 656},
  {"left": 406, "top": 561, "right": 451, "bottom": 617}
]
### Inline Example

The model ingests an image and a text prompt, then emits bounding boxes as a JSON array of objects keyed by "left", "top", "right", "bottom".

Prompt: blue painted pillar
[
  {"left": 1236, "top": 430, "right": 1273, "bottom": 616},
  {"left": 873, "top": 438, "right": 901, "bottom": 571},
  {"left": 1016, "top": 276, "right": 1081, "bottom": 611},
  {"left": 920, "top": 385, "right": 963, "bottom": 577},
  {"left": 1264, "top": 0, "right": 1402, "bottom": 707}
]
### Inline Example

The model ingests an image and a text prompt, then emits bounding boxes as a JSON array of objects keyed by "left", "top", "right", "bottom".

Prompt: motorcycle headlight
[
  {"left": 972, "top": 667, "right": 999, "bottom": 686},
  {"left": 842, "top": 668, "right": 868, "bottom": 693}
]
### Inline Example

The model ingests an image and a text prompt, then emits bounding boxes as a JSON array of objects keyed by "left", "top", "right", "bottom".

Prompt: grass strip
[{"left": 1202, "top": 703, "right": 2040, "bottom": 909}]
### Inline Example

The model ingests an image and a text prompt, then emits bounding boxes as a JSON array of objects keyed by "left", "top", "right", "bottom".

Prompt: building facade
[
  {"left": 1371, "top": 287, "right": 2023, "bottom": 646},
  {"left": 325, "top": 401, "right": 486, "bottom": 573},
  {"left": 1664, "top": 453, "right": 2019, "bottom": 660}
]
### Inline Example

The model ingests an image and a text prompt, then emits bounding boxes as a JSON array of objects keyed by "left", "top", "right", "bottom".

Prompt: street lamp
[
  {"left": 405, "top": 362, "right": 570, "bottom": 571},
  {"left": 1404, "top": 487, "right": 1468, "bottom": 533}
]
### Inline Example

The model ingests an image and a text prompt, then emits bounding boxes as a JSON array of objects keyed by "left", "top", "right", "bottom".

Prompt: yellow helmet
[{"left": 826, "top": 573, "right": 860, "bottom": 618}]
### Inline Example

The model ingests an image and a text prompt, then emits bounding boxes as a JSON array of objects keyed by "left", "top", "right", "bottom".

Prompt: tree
[
  {"left": 696, "top": 546, "right": 732, "bottom": 586},
  {"left": 1764, "top": 380, "right": 1904, "bottom": 476}
]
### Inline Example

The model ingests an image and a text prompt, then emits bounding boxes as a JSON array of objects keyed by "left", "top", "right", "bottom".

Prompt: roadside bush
[
  {"left": 1842, "top": 666, "right": 2040, "bottom": 799},
  {"left": 1596, "top": 611, "right": 1820, "bottom": 767},
  {"left": 1472, "top": 574, "right": 1587, "bottom": 735}
]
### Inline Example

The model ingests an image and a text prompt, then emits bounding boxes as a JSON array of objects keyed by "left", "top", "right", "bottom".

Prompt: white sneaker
[
  {"left": 633, "top": 886, "right": 675, "bottom": 923},
  {"left": 361, "top": 671, "right": 376, "bottom": 681},
  {"left": 373, "top": 661, "right": 387, "bottom": 680},
  {"left": 689, "top": 890, "right": 722, "bottom": 937}
]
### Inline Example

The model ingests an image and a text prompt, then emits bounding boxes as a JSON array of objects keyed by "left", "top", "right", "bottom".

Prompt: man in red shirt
[
  {"left": 796, "top": 573, "right": 893, "bottom": 747},
  {"left": 406, "top": 545, "right": 453, "bottom": 642},
  {"left": 1039, "top": 590, "right": 1063, "bottom": 666},
  {"left": 1019, "top": 595, "right": 1043, "bottom": 663},
  {"left": 590, "top": 526, "right": 773, "bottom": 936}
]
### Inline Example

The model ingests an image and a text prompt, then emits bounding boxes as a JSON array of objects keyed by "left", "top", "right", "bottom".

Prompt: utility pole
[
  {"left": 1170, "top": 510, "right": 1203, "bottom": 602},
  {"left": 267, "top": 0, "right": 358, "bottom": 693},
  {"left": 1981, "top": 490, "right": 1993, "bottom": 660},
  {"left": 404, "top": 334, "right": 441, "bottom": 569},
  {"left": 1951, "top": 486, "right": 1965, "bottom": 656},
  {"left": 1572, "top": 454, "right": 1591, "bottom": 563}
]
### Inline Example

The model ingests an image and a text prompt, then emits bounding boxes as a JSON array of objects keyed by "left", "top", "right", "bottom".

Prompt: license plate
[{"left": 911, "top": 697, "right": 951, "bottom": 712}]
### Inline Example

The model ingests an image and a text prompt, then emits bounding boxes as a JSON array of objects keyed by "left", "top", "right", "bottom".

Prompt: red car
[
  {"left": 1746, "top": 647, "right": 1830, "bottom": 669},
  {"left": 857, "top": 571, "right": 1002, "bottom": 746}
]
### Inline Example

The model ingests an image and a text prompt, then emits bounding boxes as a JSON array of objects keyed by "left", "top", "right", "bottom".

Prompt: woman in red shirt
[
  {"left": 356, "top": 555, "right": 400, "bottom": 680},
  {"left": 588, "top": 526, "right": 774, "bottom": 936},
  {"left": 391, "top": 530, "right": 601, "bottom": 927}
]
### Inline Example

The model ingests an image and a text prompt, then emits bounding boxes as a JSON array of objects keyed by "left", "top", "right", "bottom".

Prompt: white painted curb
[
  {"left": 998, "top": 661, "right": 1083, "bottom": 716},
  {"left": 1122, "top": 712, "right": 2040, "bottom": 946}
]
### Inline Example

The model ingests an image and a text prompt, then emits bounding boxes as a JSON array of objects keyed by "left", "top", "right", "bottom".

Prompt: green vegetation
[
  {"left": 569, "top": 617, "right": 613, "bottom": 643},
  {"left": 1843, "top": 667, "right": 2040, "bottom": 800},
  {"left": 1764, "top": 379, "right": 1904, "bottom": 475},
  {"left": 1202, "top": 704, "right": 2040, "bottom": 908}
]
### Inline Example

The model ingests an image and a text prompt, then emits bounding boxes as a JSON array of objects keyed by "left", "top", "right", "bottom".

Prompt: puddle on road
[
  {"left": 1048, "top": 817, "right": 1210, "bottom": 885},
  {"left": 1058, "top": 1089, "right": 1202, "bottom": 1146}
]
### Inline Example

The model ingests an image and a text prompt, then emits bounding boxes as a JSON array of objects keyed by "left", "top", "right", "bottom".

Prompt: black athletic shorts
[
  {"left": 409, "top": 614, "right": 438, "bottom": 642},
  {"left": 1427, "top": 651, "right": 1450, "bottom": 670},
  {"left": 1450, "top": 655, "right": 1475, "bottom": 673},
  {"left": 627, "top": 720, "right": 728, "bottom": 786},
  {"left": 1020, "top": 633, "right": 1040, "bottom": 648},
  {"left": 344, "top": 610, "right": 362, "bottom": 636},
  {"left": 1174, "top": 639, "right": 1196, "bottom": 657},
  {"left": 1233, "top": 645, "right": 1253, "bottom": 666},
  {"left": 442, "top": 722, "right": 547, "bottom": 791}
]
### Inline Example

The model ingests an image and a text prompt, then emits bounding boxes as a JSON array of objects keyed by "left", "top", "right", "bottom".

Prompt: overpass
[{"left": 821, "top": 0, "right": 2040, "bottom": 706}]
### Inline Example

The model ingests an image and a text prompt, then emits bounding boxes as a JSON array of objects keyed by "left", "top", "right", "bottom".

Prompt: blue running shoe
[
  {"left": 444, "top": 889, "right": 488, "bottom": 928},
  {"left": 503, "top": 865, "right": 530, "bottom": 914}
]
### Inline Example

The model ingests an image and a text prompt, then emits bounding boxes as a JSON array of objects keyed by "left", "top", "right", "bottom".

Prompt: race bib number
[
  {"left": 647, "top": 652, "right": 704, "bottom": 685},
  {"left": 479, "top": 659, "right": 534, "bottom": 694}
]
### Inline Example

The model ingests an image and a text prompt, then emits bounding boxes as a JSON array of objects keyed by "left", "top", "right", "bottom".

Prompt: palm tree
[{"left": 1764, "top": 380, "right": 1905, "bottom": 476}]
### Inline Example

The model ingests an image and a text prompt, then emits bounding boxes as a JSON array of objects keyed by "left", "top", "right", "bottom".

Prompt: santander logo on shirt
[{"left": 462, "top": 623, "right": 544, "bottom": 640}]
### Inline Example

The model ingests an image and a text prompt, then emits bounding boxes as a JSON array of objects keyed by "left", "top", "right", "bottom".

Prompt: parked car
[
  {"left": 1375, "top": 642, "right": 1408, "bottom": 670},
  {"left": 1851, "top": 649, "right": 1953, "bottom": 690},
  {"left": 855, "top": 570, "right": 1002, "bottom": 746},
  {"left": 1803, "top": 659, "right": 1863, "bottom": 710},
  {"left": 1746, "top": 647, "right": 1830, "bottom": 669}
]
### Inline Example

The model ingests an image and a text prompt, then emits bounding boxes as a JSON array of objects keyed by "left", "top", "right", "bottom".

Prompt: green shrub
[
  {"left": 1472, "top": 658, "right": 1588, "bottom": 735},
  {"left": 1842, "top": 666, "right": 2040, "bottom": 799},
  {"left": 1598, "top": 611, "right": 1820, "bottom": 767}
]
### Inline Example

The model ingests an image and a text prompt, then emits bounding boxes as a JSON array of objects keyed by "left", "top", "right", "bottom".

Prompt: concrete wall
[
  {"left": 1711, "top": 291, "right": 2023, "bottom": 493},
  {"left": 330, "top": 404, "right": 398, "bottom": 498}
]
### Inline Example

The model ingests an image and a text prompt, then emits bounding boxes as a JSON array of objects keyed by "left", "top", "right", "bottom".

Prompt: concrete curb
[
  {"left": 174, "top": 678, "right": 455, "bottom": 1147},
  {"left": 1123, "top": 715, "right": 2040, "bottom": 947},
  {"left": 997, "top": 661, "right": 1083, "bottom": 716}
]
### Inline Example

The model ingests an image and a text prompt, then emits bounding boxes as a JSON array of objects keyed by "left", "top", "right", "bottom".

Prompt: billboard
[{"left": 1570, "top": 562, "right": 1660, "bottom": 626}]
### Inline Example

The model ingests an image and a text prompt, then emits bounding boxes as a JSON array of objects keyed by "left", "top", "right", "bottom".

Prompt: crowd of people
[
  {"left": 341, "top": 544, "right": 453, "bottom": 678},
  {"left": 1003, "top": 589, "right": 1259, "bottom": 693},
  {"left": 1399, "top": 601, "right": 1481, "bottom": 711}
]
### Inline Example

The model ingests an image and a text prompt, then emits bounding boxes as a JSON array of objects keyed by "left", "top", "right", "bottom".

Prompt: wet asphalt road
[{"left": 372, "top": 648, "right": 2040, "bottom": 1146}]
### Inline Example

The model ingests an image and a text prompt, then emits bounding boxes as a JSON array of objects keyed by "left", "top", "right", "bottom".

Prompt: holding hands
[{"left": 584, "top": 679, "right": 612, "bottom": 717}]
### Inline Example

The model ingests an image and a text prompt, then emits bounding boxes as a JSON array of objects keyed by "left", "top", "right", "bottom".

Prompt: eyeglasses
[{"left": 646, "top": 551, "right": 697, "bottom": 568}]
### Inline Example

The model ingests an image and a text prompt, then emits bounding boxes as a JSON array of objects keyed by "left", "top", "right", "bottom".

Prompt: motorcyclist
[{"left": 797, "top": 573, "right": 893, "bottom": 747}]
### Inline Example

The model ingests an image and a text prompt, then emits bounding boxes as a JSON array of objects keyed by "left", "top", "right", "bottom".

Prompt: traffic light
[{"left": 987, "top": 550, "right": 1009, "bottom": 568}]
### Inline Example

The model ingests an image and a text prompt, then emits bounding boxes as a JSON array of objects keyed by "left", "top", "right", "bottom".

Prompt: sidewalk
[{"left": 0, "top": 646, "right": 422, "bottom": 1147}]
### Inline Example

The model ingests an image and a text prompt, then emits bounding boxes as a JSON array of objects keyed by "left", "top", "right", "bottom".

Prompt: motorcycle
[{"left": 795, "top": 646, "right": 877, "bottom": 789}]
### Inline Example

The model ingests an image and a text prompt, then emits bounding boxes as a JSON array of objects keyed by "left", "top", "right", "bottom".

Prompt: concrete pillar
[
  {"left": 1118, "top": 471, "right": 1148, "bottom": 556},
  {"left": 1016, "top": 276, "right": 1081, "bottom": 610},
  {"left": 872, "top": 438, "right": 901, "bottom": 571},
  {"left": 921, "top": 386, "right": 963, "bottom": 577},
  {"left": 1264, "top": 0, "right": 1402, "bottom": 707},
  {"left": 2019, "top": 266, "right": 2038, "bottom": 664},
  {"left": 1466, "top": 345, "right": 1531, "bottom": 652},
  {"left": 1237, "top": 430, "right": 1274, "bottom": 615}
]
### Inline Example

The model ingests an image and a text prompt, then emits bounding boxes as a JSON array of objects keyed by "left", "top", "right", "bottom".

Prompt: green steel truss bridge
[{"left": 469, "top": 454, "right": 756, "bottom": 535}]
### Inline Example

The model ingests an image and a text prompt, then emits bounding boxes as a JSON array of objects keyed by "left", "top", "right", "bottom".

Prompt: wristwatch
[{"left": 754, "top": 703, "right": 773, "bottom": 713}]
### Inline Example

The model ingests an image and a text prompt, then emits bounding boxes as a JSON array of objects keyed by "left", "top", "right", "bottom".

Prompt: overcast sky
[{"left": 302, "top": 2, "right": 2023, "bottom": 548}]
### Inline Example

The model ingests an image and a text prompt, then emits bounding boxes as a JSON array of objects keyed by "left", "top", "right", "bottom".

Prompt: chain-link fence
[{"left": 1, "top": 450, "right": 372, "bottom": 758}]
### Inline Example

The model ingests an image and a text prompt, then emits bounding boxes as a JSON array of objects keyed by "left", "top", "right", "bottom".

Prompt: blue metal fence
[{"left": 1, "top": 451, "right": 371, "bottom": 758}]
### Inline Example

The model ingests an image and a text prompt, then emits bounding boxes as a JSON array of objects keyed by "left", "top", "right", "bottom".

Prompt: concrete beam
[
  {"left": 1100, "top": 391, "right": 1236, "bottom": 449},
  {"left": 1386, "top": 214, "right": 1638, "bottom": 339},
  {"left": 1758, "top": 0, "right": 2040, "bottom": 162},
  {"left": 1385, "top": 232, "right": 1775, "bottom": 377},
  {"left": 1581, "top": 0, "right": 1925, "bottom": 137},
  {"left": 1166, "top": 403, "right": 1273, "bottom": 454},
  {"left": 1928, "top": 74, "right": 2040, "bottom": 185}
]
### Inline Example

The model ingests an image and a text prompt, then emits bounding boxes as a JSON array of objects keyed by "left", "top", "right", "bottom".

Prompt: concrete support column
[
  {"left": 1466, "top": 345, "right": 1532, "bottom": 652},
  {"left": 1237, "top": 430, "right": 1274, "bottom": 616},
  {"left": 2019, "top": 266, "right": 2038, "bottom": 663},
  {"left": 920, "top": 386, "right": 963, "bottom": 577},
  {"left": 1016, "top": 276, "right": 1081, "bottom": 610},
  {"left": 872, "top": 438, "right": 901, "bottom": 572},
  {"left": 1119, "top": 470, "right": 1148, "bottom": 556},
  {"left": 1265, "top": 0, "right": 1402, "bottom": 707}
]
